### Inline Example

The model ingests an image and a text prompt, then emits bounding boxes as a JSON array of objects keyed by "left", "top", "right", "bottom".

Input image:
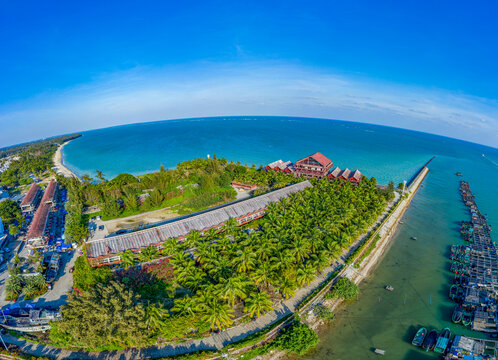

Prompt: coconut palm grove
[{"left": 49, "top": 171, "right": 389, "bottom": 350}]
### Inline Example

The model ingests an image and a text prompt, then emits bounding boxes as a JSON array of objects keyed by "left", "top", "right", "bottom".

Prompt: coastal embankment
[
  {"left": 52, "top": 141, "right": 78, "bottom": 179},
  {"left": 303, "top": 166, "right": 429, "bottom": 328}
]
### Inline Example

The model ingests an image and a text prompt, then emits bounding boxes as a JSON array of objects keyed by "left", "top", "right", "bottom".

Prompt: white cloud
[{"left": 0, "top": 61, "right": 497, "bottom": 148}]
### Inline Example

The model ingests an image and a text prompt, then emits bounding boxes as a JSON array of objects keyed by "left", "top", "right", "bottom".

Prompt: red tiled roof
[
  {"left": 27, "top": 202, "right": 50, "bottom": 239},
  {"left": 339, "top": 168, "right": 351, "bottom": 179},
  {"left": 310, "top": 152, "right": 332, "bottom": 167},
  {"left": 350, "top": 170, "right": 363, "bottom": 181},
  {"left": 42, "top": 180, "right": 57, "bottom": 203},
  {"left": 21, "top": 183, "right": 40, "bottom": 207},
  {"left": 329, "top": 167, "right": 342, "bottom": 178}
]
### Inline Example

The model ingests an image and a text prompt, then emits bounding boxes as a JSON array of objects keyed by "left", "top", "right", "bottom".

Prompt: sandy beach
[{"left": 53, "top": 141, "right": 79, "bottom": 179}]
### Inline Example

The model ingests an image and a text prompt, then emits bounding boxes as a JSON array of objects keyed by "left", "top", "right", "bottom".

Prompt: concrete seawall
[{"left": 318, "top": 166, "right": 429, "bottom": 318}]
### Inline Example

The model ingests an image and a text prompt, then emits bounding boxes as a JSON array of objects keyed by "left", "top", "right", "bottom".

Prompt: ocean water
[{"left": 63, "top": 116, "right": 498, "bottom": 359}]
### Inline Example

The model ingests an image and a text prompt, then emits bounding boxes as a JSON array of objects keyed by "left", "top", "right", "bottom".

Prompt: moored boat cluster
[{"left": 411, "top": 181, "right": 496, "bottom": 359}]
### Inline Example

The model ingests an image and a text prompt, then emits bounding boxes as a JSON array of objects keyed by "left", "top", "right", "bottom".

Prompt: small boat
[
  {"left": 374, "top": 349, "right": 385, "bottom": 355},
  {"left": 462, "top": 312, "right": 473, "bottom": 326},
  {"left": 434, "top": 328, "right": 451, "bottom": 353},
  {"left": 385, "top": 285, "right": 394, "bottom": 291},
  {"left": 412, "top": 327, "right": 427, "bottom": 346},
  {"left": 410, "top": 236, "right": 417, "bottom": 240},
  {"left": 452, "top": 307, "right": 463, "bottom": 323},
  {"left": 456, "top": 172, "right": 463, "bottom": 176},
  {"left": 449, "top": 285, "right": 458, "bottom": 300},
  {"left": 422, "top": 329, "right": 438, "bottom": 351}
]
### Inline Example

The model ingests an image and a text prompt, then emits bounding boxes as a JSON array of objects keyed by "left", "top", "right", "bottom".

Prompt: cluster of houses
[{"left": 264, "top": 152, "right": 363, "bottom": 182}]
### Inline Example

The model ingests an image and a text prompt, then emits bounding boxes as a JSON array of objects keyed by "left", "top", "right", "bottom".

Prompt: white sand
[{"left": 53, "top": 142, "right": 79, "bottom": 179}]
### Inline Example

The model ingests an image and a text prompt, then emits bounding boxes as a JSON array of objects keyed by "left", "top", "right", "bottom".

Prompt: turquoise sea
[{"left": 63, "top": 116, "right": 498, "bottom": 359}]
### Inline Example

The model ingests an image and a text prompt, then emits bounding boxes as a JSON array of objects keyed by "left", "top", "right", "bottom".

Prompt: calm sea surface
[{"left": 63, "top": 117, "right": 498, "bottom": 359}]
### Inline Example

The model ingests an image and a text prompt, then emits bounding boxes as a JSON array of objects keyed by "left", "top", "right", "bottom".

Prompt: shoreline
[
  {"left": 303, "top": 167, "right": 429, "bottom": 350},
  {"left": 53, "top": 141, "right": 79, "bottom": 179}
]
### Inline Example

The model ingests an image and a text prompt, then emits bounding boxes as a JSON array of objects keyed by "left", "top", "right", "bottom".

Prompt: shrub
[
  {"left": 314, "top": 304, "right": 335, "bottom": 322},
  {"left": 325, "top": 277, "right": 359, "bottom": 301},
  {"left": 273, "top": 321, "right": 319, "bottom": 355}
]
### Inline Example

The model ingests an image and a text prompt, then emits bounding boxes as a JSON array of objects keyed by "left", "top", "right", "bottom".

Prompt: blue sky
[{"left": 0, "top": 1, "right": 497, "bottom": 147}]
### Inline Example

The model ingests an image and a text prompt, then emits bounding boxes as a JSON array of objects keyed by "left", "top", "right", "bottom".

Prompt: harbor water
[{"left": 63, "top": 116, "right": 498, "bottom": 359}]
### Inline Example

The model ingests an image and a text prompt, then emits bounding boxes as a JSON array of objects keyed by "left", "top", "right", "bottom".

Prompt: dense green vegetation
[
  {"left": 314, "top": 304, "right": 335, "bottom": 322},
  {"left": 0, "top": 199, "right": 22, "bottom": 232},
  {"left": 273, "top": 321, "right": 319, "bottom": 355},
  {"left": 325, "top": 277, "right": 359, "bottom": 300},
  {"left": 5, "top": 260, "right": 47, "bottom": 301},
  {"left": 59, "top": 156, "right": 249, "bottom": 244},
  {"left": 52, "top": 176, "right": 386, "bottom": 349},
  {"left": 0, "top": 134, "right": 80, "bottom": 187},
  {"left": 233, "top": 167, "right": 302, "bottom": 195}
]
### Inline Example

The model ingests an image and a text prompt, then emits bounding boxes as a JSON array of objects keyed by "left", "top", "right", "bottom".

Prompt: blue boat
[
  {"left": 411, "top": 327, "right": 427, "bottom": 346},
  {"left": 434, "top": 328, "right": 451, "bottom": 353},
  {"left": 422, "top": 329, "right": 438, "bottom": 351}
]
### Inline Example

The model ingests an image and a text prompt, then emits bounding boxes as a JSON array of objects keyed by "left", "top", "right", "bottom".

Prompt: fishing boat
[
  {"left": 434, "top": 328, "right": 451, "bottom": 353},
  {"left": 452, "top": 307, "right": 463, "bottom": 323},
  {"left": 410, "top": 236, "right": 417, "bottom": 240},
  {"left": 449, "top": 285, "right": 458, "bottom": 300},
  {"left": 411, "top": 327, "right": 427, "bottom": 346},
  {"left": 422, "top": 329, "right": 438, "bottom": 351},
  {"left": 0, "top": 307, "right": 61, "bottom": 333},
  {"left": 462, "top": 311, "right": 473, "bottom": 326},
  {"left": 385, "top": 285, "right": 394, "bottom": 291}
]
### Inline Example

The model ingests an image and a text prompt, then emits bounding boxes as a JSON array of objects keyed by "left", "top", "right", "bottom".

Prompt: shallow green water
[{"left": 307, "top": 155, "right": 497, "bottom": 359}]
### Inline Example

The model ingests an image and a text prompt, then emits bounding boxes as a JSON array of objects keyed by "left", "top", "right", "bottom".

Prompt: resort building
[
  {"left": 20, "top": 183, "right": 42, "bottom": 214},
  {"left": 26, "top": 202, "right": 51, "bottom": 248},
  {"left": 231, "top": 181, "right": 258, "bottom": 191},
  {"left": 293, "top": 152, "right": 333, "bottom": 179},
  {"left": 25, "top": 180, "right": 59, "bottom": 248},
  {"left": 264, "top": 160, "right": 294, "bottom": 174},
  {"left": 41, "top": 180, "right": 58, "bottom": 206},
  {"left": 87, "top": 180, "right": 313, "bottom": 267},
  {"left": 265, "top": 152, "right": 364, "bottom": 183},
  {"left": 328, "top": 167, "right": 363, "bottom": 183}
]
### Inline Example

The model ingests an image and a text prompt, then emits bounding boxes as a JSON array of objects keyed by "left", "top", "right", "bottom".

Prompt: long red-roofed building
[
  {"left": 20, "top": 183, "right": 41, "bottom": 214},
  {"left": 293, "top": 152, "right": 333, "bottom": 179},
  {"left": 26, "top": 202, "right": 50, "bottom": 248},
  {"left": 41, "top": 179, "right": 58, "bottom": 205}
]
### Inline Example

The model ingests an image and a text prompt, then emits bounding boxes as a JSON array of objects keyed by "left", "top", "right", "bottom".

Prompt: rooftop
[
  {"left": 26, "top": 202, "right": 50, "bottom": 239},
  {"left": 20, "top": 183, "right": 40, "bottom": 207},
  {"left": 88, "top": 180, "right": 313, "bottom": 259}
]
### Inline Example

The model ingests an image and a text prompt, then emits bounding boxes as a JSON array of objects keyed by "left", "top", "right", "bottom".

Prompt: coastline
[
  {"left": 53, "top": 141, "right": 79, "bottom": 179},
  {"left": 301, "top": 167, "right": 429, "bottom": 351}
]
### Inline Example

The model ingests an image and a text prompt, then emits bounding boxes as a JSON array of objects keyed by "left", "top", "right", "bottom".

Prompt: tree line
[{"left": 51, "top": 176, "right": 387, "bottom": 350}]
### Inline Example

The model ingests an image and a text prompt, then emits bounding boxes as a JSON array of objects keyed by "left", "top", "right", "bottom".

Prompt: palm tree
[
  {"left": 251, "top": 262, "right": 272, "bottom": 287},
  {"left": 219, "top": 276, "right": 248, "bottom": 306},
  {"left": 223, "top": 217, "right": 239, "bottom": 235},
  {"left": 120, "top": 250, "right": 136, "bottom": 268},
  {"left": 145, "top": 302, "right": 169, "bottom": 330},
  {"left": 296, "top": 265, "right": 316, "bottom": 286},
  {"left": 245, "top": 291, "right": 273, "bottom": 317},
  {"left": 172, "top": 297, "right": 196, "bottom": 316},
  {"left": 201, "top": 300, "right": 234, "bottom": 330},
  {"left": 6, "top": 275, "right": 22, "bottom": 295},
  {"left": 233, "top": 249, "right": 256, "bottom": 273},
  {"left": 277, "top": 277, "right": 296, "bottom": 299},
  {"left": 139, "top": 245, "right": 158, "bottom": 262}
]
